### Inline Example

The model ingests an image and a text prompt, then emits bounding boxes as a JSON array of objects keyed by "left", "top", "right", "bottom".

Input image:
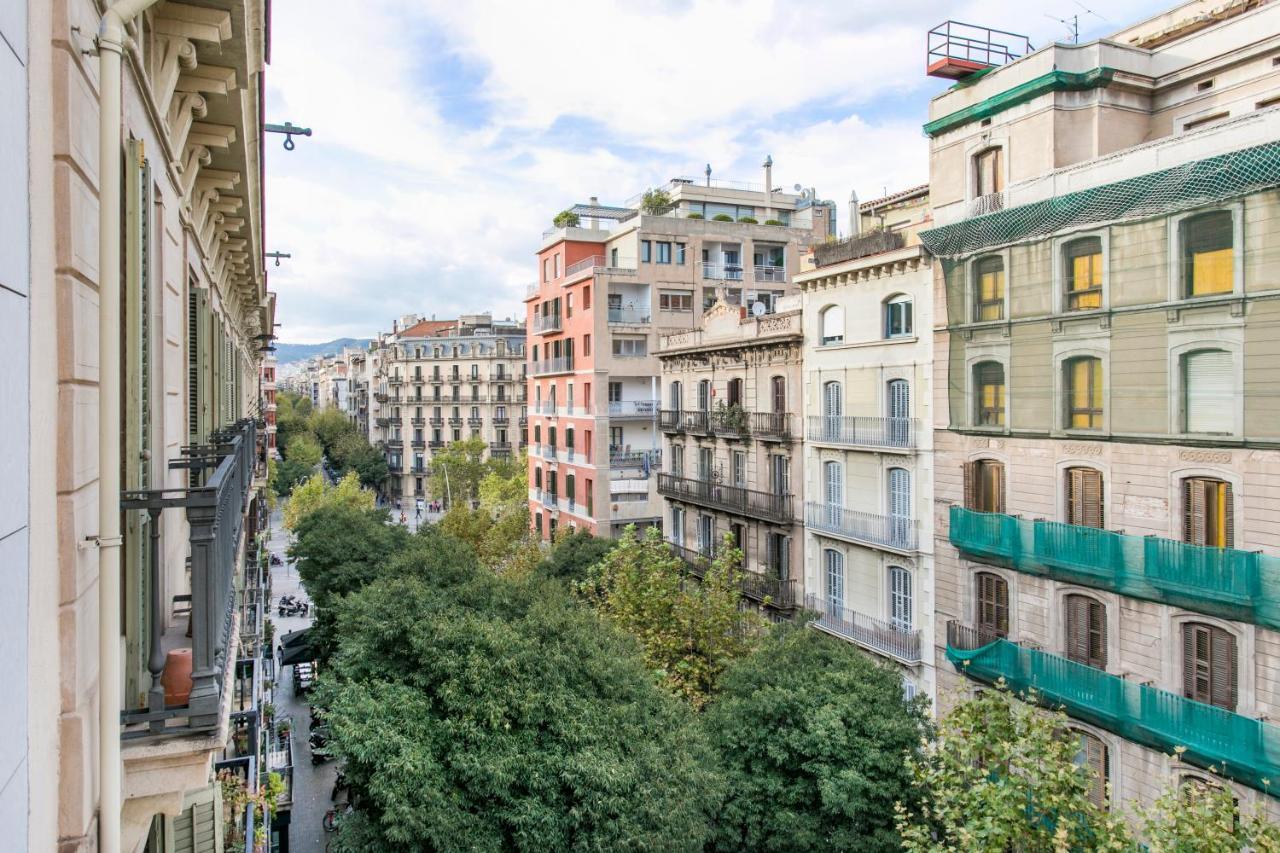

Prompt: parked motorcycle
[{"left": 277, "top": 594, "right": 309, "bottom": 617}]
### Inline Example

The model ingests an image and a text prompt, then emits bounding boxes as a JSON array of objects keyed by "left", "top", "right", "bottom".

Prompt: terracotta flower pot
[{"left": 161, "top": 648, "right": 193, "bottom": 706}]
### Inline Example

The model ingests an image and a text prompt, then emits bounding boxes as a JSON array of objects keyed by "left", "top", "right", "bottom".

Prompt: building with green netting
[{"left": 919, "top": 0, "right": 1280, "bottom": 821}]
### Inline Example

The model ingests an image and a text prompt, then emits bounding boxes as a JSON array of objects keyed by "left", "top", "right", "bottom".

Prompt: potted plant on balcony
[
  {"left": 713, "top": 402, "right": 748, "bottom": 435},
  {"left": 552, "top": 209, "right": 580, "bottom": 228},
  {"left": 712, "top": 213, "right": 734, "bottom": 222}
]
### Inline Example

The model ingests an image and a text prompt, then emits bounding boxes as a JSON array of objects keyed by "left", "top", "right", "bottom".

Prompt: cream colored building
[
  {"left": 655, "top": 298, "right": 804, "bottom": 618},
  {"left": 370, "top": 314, "right": 527, "bottom": 503},
  {"left": 923, "top": 0, "right": 1280, "bottom": 815},
  {"left": 796, "top": 187, "right": 937, "bottom": 701},
  {"left": 16, "top": 1, "right": 278, "bottom": 851}
]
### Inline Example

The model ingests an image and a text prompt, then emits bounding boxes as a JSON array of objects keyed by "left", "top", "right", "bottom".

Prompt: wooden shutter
[
  {"left": 1067, "top": 468, "right": 1104, "bottom": 528},
  {"left": 976, "top": 573, "right": 1008, "bottom": 638},
  {"left": 1066, "top": 595, "right": 1107, "bottom": 670},
  {"left": 1184, "top": 479, "right": 1207, "bottom": 546},
  {"left": 963, "top": 461, "right": 978, "bottom": 510},
  {"left": 1210, "top": 626, "right": 1238, "bottom": 710},
  {"left": 1078, "top": 732, "right": 1108, "bottom": 808},
  {"left": 169, "top": 783, "right": 223, "bottom": 853},
  {"left": 1222, "top": 482, "right": 1234, "bottom": 548},
  {"left": 1183, "top": 622, "right": 1237, "bottom": 710}
]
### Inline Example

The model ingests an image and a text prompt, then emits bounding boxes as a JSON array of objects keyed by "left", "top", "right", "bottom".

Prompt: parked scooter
[{"left": 277, "top": 594, "right": 309, "bottom": 617}]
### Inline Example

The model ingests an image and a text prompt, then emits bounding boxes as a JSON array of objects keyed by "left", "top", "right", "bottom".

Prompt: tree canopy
[
  {"left": 282, "top": 471, "right": 375, "bottom": 531},
  {"left": 538, "top": 529, "right": 615, "bottom": 584}
]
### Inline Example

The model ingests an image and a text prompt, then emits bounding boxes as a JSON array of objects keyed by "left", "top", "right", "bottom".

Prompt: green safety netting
[
  {"left": 947, "top": 635, "right": 1280, "bottom": 796},
  {"left": 949, "top": 507, "right": 1280, "bottom": 631},
  {"left": 919, "top": 141, "right": 1280, "bottom": 258}
]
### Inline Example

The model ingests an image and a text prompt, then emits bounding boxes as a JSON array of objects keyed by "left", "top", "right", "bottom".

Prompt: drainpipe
[{"left": 97, "top": 3, "right": 162, "bottom": 852}]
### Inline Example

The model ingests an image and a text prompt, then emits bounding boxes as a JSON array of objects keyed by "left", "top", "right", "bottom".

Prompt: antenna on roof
[{"left": 1045, "top": 12, "right": 1079, "bottom": 43}]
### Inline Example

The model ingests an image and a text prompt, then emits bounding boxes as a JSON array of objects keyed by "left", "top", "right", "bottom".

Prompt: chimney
[
  {"left": 762, "top": 155, "right": 774, "bottom": 221},
  {"left": 848, "top": 190, "right": 861, "bottom": 238},
  {"left": 589, "top": 195, "right": 600, "bottom": 229}
]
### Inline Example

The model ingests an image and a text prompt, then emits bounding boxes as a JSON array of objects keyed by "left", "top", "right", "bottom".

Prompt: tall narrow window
[
  {"left": 1065, "top": 594, "right": 1107, "bottom": 669},
  {"left": 669, "top": 381, "right": 682, "bottom": 411},
  {"left": 884, "top": 295, "right": 913, "bottom": 338},
  {"left": 975, "top": 572, "right": 1009, "bottom": 638},
  {"left": 824, "top": 461, "right": 843, "bottom": 527},
  {"left": 824, "top": 549, "right": 844, "bottom": 611},
  {"left": 963, "top": 459, "right": 1005, "bottom": 514},
  {"left": 887, "top": 379, "right": 910, "bottom": 446},
  {"left": 1065, "top": 357, "right": 1103, "bottom": 430},
  {"left": 1183, "top": 478, "right": 1233, "bottom": 548},
  {"left": 1182, "top": 210, "right": 1234, "bottom": 297},
  {"left": 1065, "top": 467, "right": 1104, "bottom": 528},
  {"left": 697, "top": 379, "right": 711, "bottom": 412},
  {"left": 974, "top": 147, "right": 1004, "bottom": 197},
  {"left": 889, "top": 566, "right": 913, "bottom": 631},
  {"left": 974, "top": 257, "right": 1005, "bottom": 321},
  {"left": 1182, "top": 622, "right": 1237, "bottom": 710},
  {"left": 974, "top": 361, "right": 1005, "bottom": 427},
  {"left": 822, "top": 380, "right": 842, "bottom": 442},
  {"left": 771, "top": 376, "right": 785, "bottom": 413},
  {"left": 1064, "top": 237, "right": 1103, "bottom": 311},
  {"left": 1183, "top": 349, "right": 1233, "bottom": 434},
  {"left": 820, "top": 306, "right": 844, "bottom": 346},
  {"left": 887, "top": 468, "right": 911, "bottom": 547},
  {"left": 1073, "top": 732, "right": 1109, "bottom": 809},
  {"left": 727, "top": 378, "right": 742, "bottom": 407}
]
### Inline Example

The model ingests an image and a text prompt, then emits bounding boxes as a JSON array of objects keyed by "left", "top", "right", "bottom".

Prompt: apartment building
[
  {"left": 796, "top": 186, "right": 938, "bottom": 700},
  {"left": 526, "top": 160, "right": 837, "bottom": 541},
  {"left": 923, "top": 4, "right": 1280, "bottom": 814},
  {"left": 370, "top": 314, "right": 527, "bottom": 502},
  {"left": 17, "top": 1, "right": 279, "bottom": 850},
  {"left": 656, "top": 297, "right": 805, "bottom": 618},
  {"left": 261, "top": 354, "right": 279, "bottom": 454}
]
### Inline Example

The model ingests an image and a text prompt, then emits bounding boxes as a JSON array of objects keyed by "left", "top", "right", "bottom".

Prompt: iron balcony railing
[
  {"left": 807, "top": 593, "right": 921, "bottom": 664},
  {"left": 753, "top": 264, "right": 787, "bottom": 282},
  {"left": 806, "top": 501, "right": 919, "bottom": 552},
  {"left": 702, "top": 262, "right": 744, "bottom": 280},
  {"left": 806, "top": 416, "right": 917, "bottom": 450},
  {"left": 429, "top": 440, "right": 445, "bottom": 449},
  {"left": 410, "top": 417, "right": 425, "bottom": 426},
  {"left": 493, "top": 416, "right": 510, "bottom": 425},
  {"left": 658, "top": 472, "right": 793, "bottom": 523},
  {"left": 375, "top": 416, "right": 390, "bottom": 427},
  {"left": 658, "top": 409, "right": 709, "bottom": 434},
  {"left": 411, "top": 439, "right": 426, "bottom": 449},
  {"left": 945, "top": 621, "right": 1280, "bottom": 796},
  {"left": 565, "top": 255, "right": 638, "bottom": 279},
  {"left": 533, "top": 313, "right": 563, "bottom": 334},
  {"left": 609, "top": 399, "right": 658, "bottom": 419},
  {"left": 411, "top": 464, "right": 428, "bottom": 474},
  {"left": 609, "top": 449, "right": 662, "bottom": 471},
  {"left": 468, "top": 417, "right": 483, "bottom": 426},
  {"left": 388, "top": 376, "right": 403, "bottom": 385},
  {"left": 607, "top": 307, "right": 652, "bottom": 325},
  {"left": 429, "top": 417, "right": 444, "bottom": 426},
  {"left": 121, "top": 419, "right": 256, "bottom": 736},
  {"left": 447, "top": 417, "right": 462, "bottom": 426},
  {"left": 490, "top": 441, "right": 512, "bottom": 452},
  {"left": 532, "top": 356, "right": 574, "bottom": 375},
  {"left": 386, "top": 438, "right": 404, "bottom": 449},
  {"left": 667, "top": 541, "right": 797, "bottom": 610},
  {"left": 948, "top": 507, "right": 1279, "bottom": 630},
  {"left": 388, "top": 460, "right": 403, "bottom": 472}
]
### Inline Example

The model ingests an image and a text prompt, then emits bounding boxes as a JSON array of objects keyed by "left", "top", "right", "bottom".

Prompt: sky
[{"left": 263, "top": 0, "right": 1172, "bottom": 344}]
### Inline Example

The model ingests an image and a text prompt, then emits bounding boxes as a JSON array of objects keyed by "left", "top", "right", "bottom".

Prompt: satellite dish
[
  {"left": 751, "top": 302, "right": 766, "bottom": 317},
  {"left": 793, "top": 183, "right": 802, "bottom": 192}
]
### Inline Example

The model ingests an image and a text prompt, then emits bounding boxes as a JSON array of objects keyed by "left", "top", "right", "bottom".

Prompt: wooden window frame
[
  {"left": 973, "top": 256, "right": 1005, "bottom": 322},
  {"left": 1180, "top": 210, "right": 1235, "bottom": 298},
  {"left": 963, "top": 459, "right": 1005, "bottom": 514},
  {"left": 1182, "top": 477, "right": 1234, "bottom": 548},
  {"left": 1065, "top": 357, "right": 1104, "bottom": 431},
  {"left": 973, "top": 361, "right": 1006, "bottom": 427},
  {"left": 1065, "top": 466, "right": 1104, "bottom": 528},
  {"left": 1064, "top": 236, "right": 1103, "bottom": 311},
  {"left": 1181, "top": 621, "right": 1238, "bottom": 711},
  {"left": 975, "top": 571, "right": 1010, "bottom": 638},
  {"left": 1064, "top": 593, "right": 1108, "bottom": 670}
]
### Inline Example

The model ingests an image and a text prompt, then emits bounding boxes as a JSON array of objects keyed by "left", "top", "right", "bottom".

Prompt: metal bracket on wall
[{"left": 264, "top": 122, "right": 312, "bottom": 150}]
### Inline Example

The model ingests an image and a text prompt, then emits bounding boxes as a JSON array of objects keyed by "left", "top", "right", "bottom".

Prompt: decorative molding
[
  {"left": 1178, "top": 449, "right": 1232, "bottom": 464},
  {"left": 1061, "top": 441, "right": 1103, "bottom": 456}
]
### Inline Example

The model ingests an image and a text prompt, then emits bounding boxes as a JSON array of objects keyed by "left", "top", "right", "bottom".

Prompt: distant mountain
[{"left": 274, "top": 338, "right": 371, "bottom": 367}]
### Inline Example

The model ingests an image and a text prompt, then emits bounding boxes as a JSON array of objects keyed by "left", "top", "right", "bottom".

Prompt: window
[
  {"left": 1065, "top": 467, "right": 1104, "bottom": 528},
  {"left": 824, "top": 549, "right": 844, "bottom": 611},
  {"left": 1065, "top": 594, "right": 1107, "bottom": 669},
  {"left": 582, "top": 285, "right": 590, "bottom": 309},
  {"left": 726, "top": 378, "right": 742, "bottom": 407},
  {"left": 583, "top": 334, "right": 591, "bottom": 357},
  {"left": 659, "top": 290, "right": 693, "bottom": 311},
  {"left": 1183, "top": 477, "right": 1233, "bottom": 548},
  {"left": 884, "top": 295, "right": 913, "bottom": 338},
  {"left": 542, "top": 257, "right": 551, "bottom": 282},
  {"left": 1182, "top": 622, "right": 1237, "bottom": 710},
  {"left": 668, "top": 381, "right": 682, "bottom": 410},
  {"left": 640, "top": 240, "right": 652, "bottom": 263},
  {"left": 1182, "top": 349, "right": 1233, "bottom": 434},
  {"left": 697, "top": 379, "right": 711, "bottom": 412},
  {"left": 610, "top": 247, "right": 618, "bottom": 268},
  {"left": 697, "top": 515, "right": 714, "bottom": 555},
  {"left": 889, "top": 566, "right": 913, "bottom": 631},
  {"left": 554, "top": 254, "right": 562, "bottom": 278},
  {"left": 566, "top": 292, "right": 574, "bottom": 317},
  {"left": 612, "top": 337, "right": 647, "bottom": 357},
  {"left": 973, "top": 362, "right": 1005, "bottom": 427},
  {"left": 1182, "top": 211, "right": 1234, "bottom": 297},
  {"left": 820, "top": 305, "right": 844, "bottom": 345},
  {"left": 1065, "top": 357, "right": 1103, "bottom": 430},
  {"left": 731, "top": 451, "right": 746, "bottom": 487},
  {"left": 1073, "top": 732, "right": 1109, "bottom": 809},
  {"left": 823, "top": 461, "right": 843, "bottom": 515},
  {"left": 766, "top": 533, "right": 790, "bottom": 579},
  {"left": 1064, "top": 237, "right": 1103, "bottom": 311},
  {"left": 675, "top": 243, "right": 686, "bottom": 264},
  {"left": 657, "top": 242, "right": 672, "bottom": 264},
  {"left": 698, "top": 447, "right": 712, "bottom": 480},
  {"left": 974, "top": 256, "right": 1005, "bottom": 321},
  {"left": 974, "top": 147, "right": 1004, "bottom": 197},
  {"left": 671, "top": 443, "right": 684, "bottom": 476},
  {"left": 771, "top": 376, "right": 785, "bottom": 413},
  {"left": 964, "top": 459, "right": 1005, "bottom": 513},
  {"left": 975, "top": 572, "right": 1009, "bottom": 638}
]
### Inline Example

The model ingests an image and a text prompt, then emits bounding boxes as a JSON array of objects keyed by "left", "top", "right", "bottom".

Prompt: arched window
[
  {"left": 973, "top": 256, "right": 1005, "bottom": 321},
  {"left": 1064, "top": 236, "right": 1103, "bottom": 311},
  {"left": 824, "top": 549, "right": 845, "bottom": 611},
  {"left": 1181, "top": 621, "right": 1237, "bottom": 710},
  {"left": 975, "top": 572, "right": 1009, "bottom": 638},
  {"left": 884, "top": 294, "right": 913, "bottom": 337},
  {"left": 1065, "top": 357, "right": 1103, "bottom": 430},
  {"left": 1072, "top": 731, "right": 1109, "bottom": 808},
  {"left": 1064, "top": 594, "right": 1107, "bottom": 669},
  {"left": 973, "top": 362, "right": 1005, "bottom": 426},
  {"left": 820, "top": 305, "right": 844, "bottom": 346},
  {"left": 889, "top": 566, "right": 913, "bottom": 631},
  {"left": 1182, "top": 349, "right": 1233, "bottom": 434}
]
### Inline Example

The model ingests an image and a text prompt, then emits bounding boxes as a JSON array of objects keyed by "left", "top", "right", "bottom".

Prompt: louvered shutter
[
  {"left": 1184, "top": 350, "right": 1233, "bottom": 433},
  {"left": 1067, "top": 468, "right": 1104, "bottom": 528},
  {"left": 1066, "top": 595, "right": 1087, "bottom": 664},
  {"left": 1088, "top": 598, "right": 1108, "bottom": 669},
  {"left": 1182, "top": 623, "right": 1198, "bottom": 700},
  {"left": 1184, "top": 480, "right": 1207, "bottom": 545},
  {"left": 977, "top": 573, "right": 1008, "bottom": 637},
  {"left": 1081, "top": 733, "right": 1107, "bottom": 808},
  {"left": 1222, "top": 482, "right": 1235, "bottom": 548},
  {"left": 187, "top": 290, "right": 199, "bottom": 444},
  {"left": 963, "top": 462, "right": 978, "bottom": 510},
  {"left": 1210, "top": 626, "right": 1238, "bottom": 711}
]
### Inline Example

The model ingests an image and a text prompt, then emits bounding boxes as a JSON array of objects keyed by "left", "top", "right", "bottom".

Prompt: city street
[{"left": 265, "top": 510, "right": 335, "bottom": 853}]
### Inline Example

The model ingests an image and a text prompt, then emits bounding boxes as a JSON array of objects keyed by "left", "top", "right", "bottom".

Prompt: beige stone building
[
  {"left": 796, "top": 186, "right": 938, "bottom": 701},
  {"left": 655, "top": 298, "right": 805, "bottom": 617},
  {"left": 14, "top": 0, "right": 279, "bottom": 850},
  {"left": 369, "top": 314, "right": 527, "bottom": 503},
  {"left": 923, "top": 1, "right": 1280, "bottom": 814}
]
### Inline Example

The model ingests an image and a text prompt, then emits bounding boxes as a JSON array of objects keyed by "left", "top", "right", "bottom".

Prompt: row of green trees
[
  {"left": 282, "top": 475, "right": 1279, "bottom": 850},
  {"left": 271, "top": 392, "right": 388, "bottom": 497}
]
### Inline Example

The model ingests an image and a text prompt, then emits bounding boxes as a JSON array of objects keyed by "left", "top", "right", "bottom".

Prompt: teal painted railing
[
  {"left": 946, "top": 622, "right": 1280, "bottom": 797},
  {"left": 948, "top": 507, "right": 1278, "bottom": 630}
]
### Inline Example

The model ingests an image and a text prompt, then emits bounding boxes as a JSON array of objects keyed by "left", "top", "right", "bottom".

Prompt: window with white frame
[
  {"left": 820, "top": 305, "right": 844, "bottom": 345},
  {"left": 973, "top": 256, "right": 1005, "bottom": 321},
  {"left": 888, "top": 566, "right": 913, "bottom": 631},
  {"left": 1182, "top": 349, "right": 1233, "bottom": 434},
  {"left": 884, "top": 295, "right": 913, "bottom": 338},
  {"left": 824, "top": 548, "right": 844, "bottom": 612},
  {"left": 611, "top": 337, "right": 647, "bottom": 357}
]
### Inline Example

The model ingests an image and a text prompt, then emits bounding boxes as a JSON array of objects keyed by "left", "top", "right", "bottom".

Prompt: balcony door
[
  {"left": 824, "top": 461, "right": 843, "bottom": 527},
  {"left": 671, "top": 507, "right": 685, "bottom": 547},
  {"left": 698, "top": 515, "right": 714, "bottom": 556},
  {"left": 823, "top": 380, "right": 842, "bottom": 441},
  {"left": 669, "top": 381, "right": 682, "bottom": 412},
  {"left": 824, "top": 548, "right": 844, "bottom": 613},
  {"left": 888, "top": 467, "right": 911, "bottom": 547},
  {"left": 889, "top": 566, "right": 913, "bottom": 632},
  {"left": 887, "top": 379, "right": 910, "bottom": 446}
]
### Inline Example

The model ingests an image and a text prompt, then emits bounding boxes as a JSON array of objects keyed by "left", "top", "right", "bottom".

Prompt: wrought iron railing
[
  {"left": 805, "top": 502, "right": 918, "bottom": 551},
  {"left": 658, "top": 473, "right": 792, "bottom": 523},
  {"left": 806, "top": 416, "right": 916, "bottom": 449},
  {"left": 807, "top": 594, "right": 921, "bottom": 664},
  {"left": 658, "top": 409, "right": 709, "bottom": 433}
]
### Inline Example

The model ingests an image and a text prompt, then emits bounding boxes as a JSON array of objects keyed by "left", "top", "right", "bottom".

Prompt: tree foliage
[
  {"left": 552, "top": 209, "right": 580, "bottom": 228},
  {"left": 309, "top": 408, "right": 354, "bottom": 456},
  {"left": 581, "top": 525, "right": 765, "bottom": 707},
  {"left": 283, "top": 433, "right": 322, "bottom": 468},
  {"left": 640, "top": 188, "right": 673, "bottom": 215},
  {"left": 428, "top": 436, "right": 489, "bottom": 504},
  {"left": 282, "top": 471, "right": 375, "bottom": 531},
  {"left": 317, "top": 573, "right": 720, "bottom": 852},
  {"left": 330, "top": 432, "right": 388, "bottom": 489},
  {"left": 897, "top": 684, "right": 1133, "bottom": 851},
  {"left": 704, "top": 627, "right": 929, "bottom": 852},
  {"left": 538, "top": 528, "right": 615, "bottom": 584},
  {"left": 1140, "top": 774, "right": 1280, "bottom": 852}
]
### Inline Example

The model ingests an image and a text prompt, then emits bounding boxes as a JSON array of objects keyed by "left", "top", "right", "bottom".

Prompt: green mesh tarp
[
  {"left": 920, "top": 141, "right": 1280, "bottom": 258},
  {"left": 947, "top": 636, "right": 1280, "bottom": 796}
]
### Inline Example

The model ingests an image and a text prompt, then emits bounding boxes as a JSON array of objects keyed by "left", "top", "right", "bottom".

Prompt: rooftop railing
[
  {"left": 949, "top": 507, "right": 1278, "bottom": 629},
  {"left": 806, "top": 593, "right": 921, "bottom": 664}
]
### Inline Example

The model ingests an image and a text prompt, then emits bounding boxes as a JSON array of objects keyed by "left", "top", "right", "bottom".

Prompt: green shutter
[{"left": 167, "top": 782, "right": 223, "bottom": 853}]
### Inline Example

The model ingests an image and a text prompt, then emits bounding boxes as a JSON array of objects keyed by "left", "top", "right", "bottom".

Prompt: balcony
[
  {"left": 429, "top": 417, "right": 444, "bottom": 426},
  {"left": 373, "top": 391, "right": 388, "bottom": 403},
  {"left": 375, "top": 417, "right": 390, "bottom": 427},
  {"left": 806, "top": 502, "right": 918, "bottom": 553},
  {"left": 533, "top": 314, "right": 563, "bottom": 334},
  {"left": 411, "top": 464, "right": 428, "bottom": 475},
  {"left": 948, "top": 507, "right": 1279, "bottom": 630},
  {"left": 668, "top": 542, "right": 797, "bottom": 610},
  {"left": 532, "top": 356, "right": 574, "bottom": 375},
  {"left": 411, "top": 439, "right": 426, "bottom": 449},
  {"left": 806, "top": 416, "right": 917, "bottom": 451},
  {"left": 806, "top": 594, "right": 921, "bottom": 665},
  {"left": 388, "top": 376, "right": 403, "bottom": 386},
  {"left": 702, "top": 262, "right": 744, "bottom": 281},
  {"left": 609, "top": 449, "right": 661, "bottom": 472},
  {"left": 753, "top": 265, "right": 787, "bottom": 283},
  {"left": 946, "top": 621, "right": 1280, "bottom": 796},
  {"left": 533, "top": 401, "right": 557, "bottom": 416},
  {"left": 429, "top": 440, "right": 445, "bottom": 449},
  {"left": 429, "top": 375, "right": 444, "bottom": 384},
  {"left": 493, "top": 416, "right": 510, "bottom": 426},
  {"left": 386, "top": 438, "right": 404, "bottom": 449},
  {"left": 538, "top": 444, "right": 559, "bottom": 462},
  {"left": 490, "top": 441, "right": 512, "bottom": 453},
  {"left": 120, "top": 419, "right": 256, "bottom": 737},
  {"left": 447, "top": 417, "right": 462, "bottom": 426},
  {"left": 607, "top": 307, "right": 651, "bottom": 325},
  {"left": 658, "top": 472, "right": 793, "bottom": 523},
  {"left": 468, "top": 417, "right": 483, "bottom": 427},
  {"left": 659, "top": 409, "right": 709, "bottom": 434},
  {"left": 749, "top": 411, "right": 793, "bottom": 441},
  {"left": 388, "top": 460, "right": 403, "bottom": 473},
  {"left": 410, "top": 417, "right": 425, "bottom": 426},
  {"left": 564, "top": 254, "right": 637, "bottom": 280},
  {"left": 609, "top": 399, "right": 657, "bottom": 420}
]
